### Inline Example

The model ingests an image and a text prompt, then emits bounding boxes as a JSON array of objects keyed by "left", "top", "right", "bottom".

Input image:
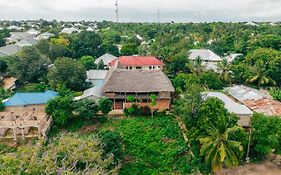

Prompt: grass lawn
[{"left": 98, "top": 116, "right": 192, "bottom": 175}]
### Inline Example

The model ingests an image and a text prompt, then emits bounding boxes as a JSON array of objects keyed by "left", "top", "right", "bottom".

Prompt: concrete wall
[{"left": 4, "top": 104, "right": 46, "bottom": 115}]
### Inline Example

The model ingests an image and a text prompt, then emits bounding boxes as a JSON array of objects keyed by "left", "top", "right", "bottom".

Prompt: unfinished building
[{"left": 0, "top": 112, "right": 52, "bottom": 140}]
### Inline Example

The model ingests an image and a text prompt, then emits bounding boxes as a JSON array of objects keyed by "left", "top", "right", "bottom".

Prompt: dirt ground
[{"left": 216, "top": 161, "right": 281, "bottom": 175}]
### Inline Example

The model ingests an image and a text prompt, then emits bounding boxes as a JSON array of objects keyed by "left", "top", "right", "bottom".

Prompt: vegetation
[
  {"left": 47, "top": 57, "right": 86, "bottom": 91},
  {"left": 8, "top": 46, "right": 50, "bottom": 83},
  {"left": 98, "top": 98, "right": 113, "bottom": 115},
  {"left": 99, "top": 116, "right": 197, "bottom": 174},
  {"left": 251, "top": 113, "right": 281, "bottom": 158},
  {"left": 0, "top": 134, "right": 119, "bottom": 174}
]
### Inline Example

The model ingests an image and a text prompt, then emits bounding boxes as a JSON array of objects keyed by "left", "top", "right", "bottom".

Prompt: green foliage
[
  {"left": 120, "top": 43, "right": 138, "bottom": 56},
  {"left": 199, "top": 125, "right": 244, "bottom": 172},
  {"left": 97, "top": 59, "right": 105, "bottom": 69},
  {"left": 269, "top": 87, "right": 281, "bottom": 101},
  {"left": 73, "top": 99, "right": 99, "bottom": 120},
  {"left": 70, "top": 31, "right": 103, "bottom": 58},
  {"left": 251, "top": 113, "right": 281, "bottom": 157},
  {"left": 98, "top": 97, "right": 113, "bottom": 115},
  {"left": 0, "top": 57, "right": 8, "bottom": 74},
  {"left": 0, "top": 98, "right": 4, "bottom": 111},
  {"left": 8, "top": 46, "right": 50, "bottom": 83},
  {"left": 47, "top": 57, "right": 87, "bottom": 91},
  {"left": 101, "top": 117, "right": 194, "bottom": 174},
  {"left": 16, "top": 83, "right": 49, "bottom": 92},
  {"left": 199, "top": 72, "right": 225, "bottom": 90},
  {"left": 99, "top": 131, "right": 123, "bottom": 162},
  {"left": 45, "top": 95, "right": 74, "bottom": 126},
  {"left": 79, "top": 55, "right": 97, "bottom": 70},
  {"left": 0, "top": 134, "right": 119, "bottom": 174}
]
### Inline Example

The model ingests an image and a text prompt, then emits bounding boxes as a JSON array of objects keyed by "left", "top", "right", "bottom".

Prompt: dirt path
[{"left": 216, "top": 161, "right": 281, "bottom": 175}]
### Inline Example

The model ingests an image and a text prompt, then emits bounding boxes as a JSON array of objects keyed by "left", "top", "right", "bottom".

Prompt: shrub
[
  {"left": 199, "top": 72, "right": 224, "bottom": 90},
  {"left": 98, "top": 98, "right": 113, "bottom": 115},
  {"left": 99, "top": 131, "right": 123, "bottom": 162},
  {"left": 73, "top": 99, "right": 99, "bottom": 120},
  {"left": 269, "top": 87, "right": 281, "bottom": 101},
  {"left": 45, "top": 96, "right": 73, "bottom": 126},
  {"left": 251, "top": 113, "right": 281, "bottom": 158}
]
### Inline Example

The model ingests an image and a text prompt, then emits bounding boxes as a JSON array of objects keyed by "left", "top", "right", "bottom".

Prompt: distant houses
[
  {"left": 188, "top": 49, "right": 222, "bottom": 71},
  {"left": 94, "top": 53, "right": 117, "bottom": 69}
]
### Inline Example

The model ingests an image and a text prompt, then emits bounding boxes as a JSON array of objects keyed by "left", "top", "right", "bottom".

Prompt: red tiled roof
[{"left": 109, "top": 56, "right": 164, "bottom": 67}]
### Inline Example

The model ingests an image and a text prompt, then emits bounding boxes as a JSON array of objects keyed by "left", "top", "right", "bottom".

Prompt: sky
[{"left": 0, "top": 0, "right": 281, "bottom": 22}]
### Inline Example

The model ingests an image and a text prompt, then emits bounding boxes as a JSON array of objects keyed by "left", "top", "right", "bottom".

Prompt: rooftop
[
  {"left": 226, "top": 85, "right": 281, "bottom": 116},
  {"left": 203, "top": 92, "right": 253, "bottom": 115},
  {"left": 94, "top": 53, "right": 117, "bottom": 65},
  {"left": 86, "top": 70, "right": 108, "bottom": 80},
  {"left": 109, "top": 56, "right": 164, "bottom": 67},
  {"left": 103, "top": 69, "right": 175, "bottom": 93},
  {"left": 4, "top": 90, "right": 58, "bottom": 106},
  {"left": 188, "top": 49, "right": 222, "bottom": 61}
]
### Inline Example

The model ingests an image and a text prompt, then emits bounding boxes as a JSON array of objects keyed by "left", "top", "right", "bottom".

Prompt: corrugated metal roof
[
  {"left": 226, "top": 85, "right": 281, "bottom": 116},
  {"left": 188, "top": 49, "right": 222, "bottom": 61},
  {"left": 4, "top": 90, "right": 58, "bottom": 106},
  {"left": 87, "top": 70, "right": 108, "bottom": 80},
  {"left": 203, "top": 92, "right": 253, "bottom": 115},
  {"left": 95, "top": 53, "right": 117, "bottom": 65}
]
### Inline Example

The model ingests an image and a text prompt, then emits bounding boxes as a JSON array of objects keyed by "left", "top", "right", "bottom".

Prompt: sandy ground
[{"left": 216, "top": 161, "right": 281, "bottom": 175}]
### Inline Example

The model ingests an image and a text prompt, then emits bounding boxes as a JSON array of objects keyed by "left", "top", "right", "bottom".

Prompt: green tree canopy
[
  {"left": 0, "top": 134, "right": 119, "bottom": 174},
  {"left": 48, "top": 57, "right": 86, "bottom": 91},
  {"left": 8, "top": 46, "right": 50, "bottom": 83}
]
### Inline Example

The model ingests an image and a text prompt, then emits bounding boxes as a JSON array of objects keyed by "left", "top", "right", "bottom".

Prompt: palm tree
[
  {"left": 187, "top": 56, "right": 206, "bottom": 74},
  {"left": 199, "top": 122, "right": 243, "bottom": 172},
  {"left": 217, "top": 58, "right": 232, "bottom": 83},
  {"left": 246, "top": 60, "right": 276, "bottom": 89}
]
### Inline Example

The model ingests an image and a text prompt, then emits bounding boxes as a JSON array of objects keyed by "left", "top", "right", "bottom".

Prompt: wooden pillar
[
  {"left": 21, "top": 127, "right": 25, "bottom": 140},
  {"left": 13, "top": 128, "right": 17, "bottom": 141},
  {"left": 113, "top": 98, "right": 116, "bottom": 110},
  {"left": 38, "top": 126, "right": 41, "bottom": 139}
]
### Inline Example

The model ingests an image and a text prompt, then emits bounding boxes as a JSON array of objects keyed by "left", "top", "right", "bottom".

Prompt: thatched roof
[{"left": 103, "top": 69, "right": 175, "bottom": 93}]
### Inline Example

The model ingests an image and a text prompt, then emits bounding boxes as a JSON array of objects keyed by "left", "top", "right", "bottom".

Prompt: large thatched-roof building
[{"left": 103, "top": 69, "right": 175, "bottom": 111}]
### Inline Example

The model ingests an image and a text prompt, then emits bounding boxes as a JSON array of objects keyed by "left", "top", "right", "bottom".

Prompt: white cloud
[{"left": 0, "top": 0, "right": 280, "bottom": 22}]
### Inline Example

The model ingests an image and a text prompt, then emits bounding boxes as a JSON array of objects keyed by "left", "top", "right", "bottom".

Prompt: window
[
  {"left": 149, "top": 66, "right": 152, "bottom": 69},
  {"left": 136, "top": 67, "right": 142, "bottom": 69},
  {"left": 129, "top": 66, "right": 132, "bottom": 69}
]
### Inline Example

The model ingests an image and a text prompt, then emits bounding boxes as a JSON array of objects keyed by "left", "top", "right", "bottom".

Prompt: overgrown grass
[{"left": 99, "top": 116, "right": 193, "bottom": 174}]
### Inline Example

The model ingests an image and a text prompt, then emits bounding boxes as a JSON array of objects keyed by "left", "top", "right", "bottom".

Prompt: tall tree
[
  {"left": 8, "top": 46, "right": 50, "bottom": 83},
  {"left": 199, "top": 125, "right": 243, "bottom": 172},
  {"left": 70, "top": 31, "right": 103, "bottom": 58},
  {"left": 47, "top": 57, "right": 86, "bottom": 90}
]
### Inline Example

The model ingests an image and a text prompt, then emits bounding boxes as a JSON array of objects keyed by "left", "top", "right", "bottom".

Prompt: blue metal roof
[{"left": 4, "top": 90, "right": 58, "bottom": 106}]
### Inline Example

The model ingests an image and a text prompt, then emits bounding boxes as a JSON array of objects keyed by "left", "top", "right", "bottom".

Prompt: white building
[{"left": 188, "top": 49, "right": 222, "bottom": 71}]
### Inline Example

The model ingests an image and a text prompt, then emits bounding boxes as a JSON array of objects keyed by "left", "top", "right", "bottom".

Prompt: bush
[
  {"left": 45, "top": 96, "right": 73, "bottom": 126},
  {"left": 251, "top": 113, "right": 281, "bottom": 158},
  {"left": 99, "top": 131, "right": 123, "bottom": 162},
  {"left": 73, "top": 99, "right": 99, "bottom": 120},
  {"left": 269, "top": 87, "right": 281, "bottom": 101},
  {"left": 199, "top": 72, "right": 224, "bottom": 90},
  {"left": 98, "top": 98, "right": 113, "bottom": 115},
  {"left": 124, "top": 104, "right": 152, "bottom": 117}
]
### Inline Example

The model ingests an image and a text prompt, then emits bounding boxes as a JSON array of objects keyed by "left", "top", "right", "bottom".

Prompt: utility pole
[
  {"left": 157, "top": 8, "right": 160, "bottom": 24},
  {"left": 115, "top": 0, "right": 119, "bottom": 23}
]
